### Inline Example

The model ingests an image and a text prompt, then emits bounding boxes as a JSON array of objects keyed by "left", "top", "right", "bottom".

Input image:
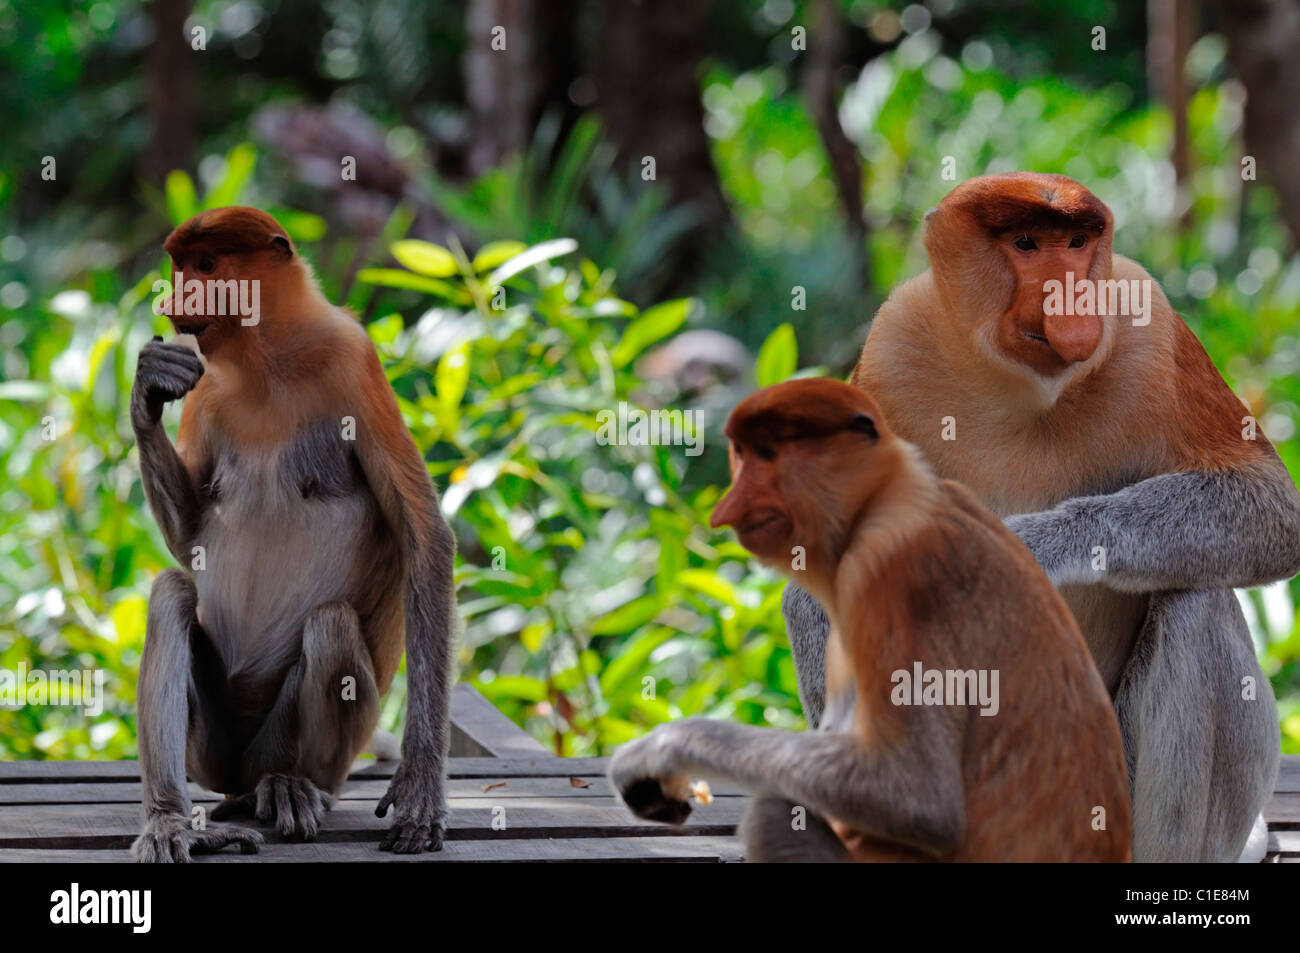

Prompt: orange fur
[{"left": 714, "top": 379, "right": 1132, "bottom": 861}]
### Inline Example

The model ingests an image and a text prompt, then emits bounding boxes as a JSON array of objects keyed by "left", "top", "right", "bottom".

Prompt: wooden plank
[
  {"left": 1267, "top": 830, "right": 1300, "bottom": 854},
  {"left": 0, "top": 797, "right": 744, "bottom": 849},
  {"left": 6, "top": 753, "right": 1295, "bottom": 787},
  {"left": 0, "top": 756, "right": 613, "bottom": 783},
  {"left": 448, "top": 684, "right": 551, "bottom": 758},
  {"left": 1263, "top": 792, "right": 1300, "bottom": 825},
  {"left": 1278, "top": 756, "right": 1300, "bottom": 793},
  {"left": 0, "top": 775, "right": 749, "bottom": 805},
  {"left": 0, "top": 836, "right": 746, "bottom": 863}
]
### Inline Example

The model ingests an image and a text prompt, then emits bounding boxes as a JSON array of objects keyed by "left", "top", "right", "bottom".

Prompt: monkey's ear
[
  {"left": 848, "top": 413, "right": 878, "bottom": 441},
  {"left": 270, "top": 234, "right": 293, "bottom": 259}
]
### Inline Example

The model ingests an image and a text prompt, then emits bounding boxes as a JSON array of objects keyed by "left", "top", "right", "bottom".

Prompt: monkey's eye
[
  {"left": 1068, "top": 234, "right": 1087, "bottom": 249},
  {"left": 195, "top": 255, "right": 217, "bottom": 274},
  {"left": 756, "top": 445, "right": 776, "bottom": 462},
  {"left": 1013, "top": 236, "right": 1037, "bottom": 252}
]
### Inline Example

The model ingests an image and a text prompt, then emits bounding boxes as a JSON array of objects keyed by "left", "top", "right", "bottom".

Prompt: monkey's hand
[
  {"left": 131, "top": 811, "right": 262, "bottom": 863},
  {"left": 609, "top": 729, "right": 694, "bottom": 826},
  {"left": 130, "top": 337, "right": 204, "bottom": 431},
  {"left": 375, "top": 754, "right": 449, "bottom": 853}
]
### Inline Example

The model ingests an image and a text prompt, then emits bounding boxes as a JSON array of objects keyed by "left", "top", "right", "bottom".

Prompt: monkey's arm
[
  {"left": 610, "top": 714, "right": 965, "bottom": 857},
  {"left": 355, "top": 349, "right": 458, "bottom": 853},
  {"left": 1007, "top": 463, "right": 1300, "bottom": 592},
  {"left": 130, "top": 339, "right": 205, "bottom": 562}
]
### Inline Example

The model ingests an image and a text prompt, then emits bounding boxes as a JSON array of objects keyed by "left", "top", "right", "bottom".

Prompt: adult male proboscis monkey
[
  {"left": 611, "top": 378, "right": 1132, "bottom": 861},
  {"left": 782, "top": 173, "right": 1300, "bottom": 862},
  {"left": 130, "top": 207, "right": 456, "bottom": 861}
]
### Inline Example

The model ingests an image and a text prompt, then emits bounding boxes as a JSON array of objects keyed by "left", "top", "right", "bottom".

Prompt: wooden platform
[
  {"left": 0, "top": 685, "right": 1295, "bottom": 862},
  {"left": 0, "top": 685, "right": 746, "bottom": 862}
]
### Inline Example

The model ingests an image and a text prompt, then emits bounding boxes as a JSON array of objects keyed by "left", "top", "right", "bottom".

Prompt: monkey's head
[
  {"left": 160, "top": 207, "right": 298, "bottom": 353},
  {"left": 923, "top": 172, "right": 1115, "bottom": 382},
  {"left": 711, "top": 379, "right": 900, "bottom": 573}
]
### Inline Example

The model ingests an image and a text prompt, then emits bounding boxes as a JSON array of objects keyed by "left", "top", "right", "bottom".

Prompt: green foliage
[
  {"left": 357, "top": 239, "right": 801, "bottom": 755},
  {"left": 0, "top": 216, "right": 802, "bottom": 758}
]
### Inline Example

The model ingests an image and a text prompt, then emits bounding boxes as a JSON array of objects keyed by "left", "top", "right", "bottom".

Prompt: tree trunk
[
  {"left": 143, "top": 0, "right": 195, "bottom": 185},
  {"left": 463, "top": 0, "right": 577, "bottom": 176},
  {"left": 594, "top": 0, "right": 731, "bottom": 231},
  {"left": 1147, "top": 0, "right": 1195, "bottom": 231},
  {"left": 1220, "top": 0, "right": 1300, "bottom": 247},
  {"left": 802, "top": 0, "right": 867, "bottom": 276}
]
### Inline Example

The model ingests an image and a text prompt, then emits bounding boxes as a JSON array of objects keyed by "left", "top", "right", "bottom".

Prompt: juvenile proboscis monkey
[
  {"left": 611, "top": 378, "right": 1132, "bottom": 862},
  {"left": 130, "top": 207, "right": 456, "bottom": 861},
  {"left": 783, "top": 173, "right": 1300, "bottom": 862}
]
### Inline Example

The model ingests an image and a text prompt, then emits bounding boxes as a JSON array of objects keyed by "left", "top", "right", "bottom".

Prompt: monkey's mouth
[
  {"left": 735, "top": 511, "right": 790, "bottom": 555},
  {"left": 738, "top": 511, "right": 784, "bottom": 535},
  {"left": 173, "top": 320, "right": 211, "bottom": 336}
]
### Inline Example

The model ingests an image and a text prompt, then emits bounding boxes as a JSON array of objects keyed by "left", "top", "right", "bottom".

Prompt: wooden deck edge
[{"left": 448, "top": 683, "right": 552, "bottom": 759}]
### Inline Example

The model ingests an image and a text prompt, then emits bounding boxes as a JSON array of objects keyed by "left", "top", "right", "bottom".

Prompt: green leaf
[
  {"left": 472, "top": 240, "right": 528, "bottom": 272},
  {"left": 487, "top": 238, "right": 579, "bottom": 286},
  {"left": 610, "top": 298, "right": 693, "bottom": 368},
  {"left": 755, "top": 323, "right": 797, "bottom": 387},
  {"left": 436, "top": 341, "right": 471, "bottom": 411},
  {"left": 164, "top": 170, "right": 197, "bottom": 225},
  {"left": 474, "top": 676, "right": 548, "bottom": 703},
  {"left": 202, "top": 143, "right": 257, "bottom": 209},
  {"left": 356, "top": 268, "right": 461, "bottom": 299},
  {"left": 367, "top": 314, "right": 404, "bottom": 345},
  {"left": 678, "top": 569, "right": 740, "bottom": 607},
  {"left": 390, "top": 240, "right": 459, "bottom": 277},
  {"left": 269, "top": 208, "right": 327, "bottom": 242}
]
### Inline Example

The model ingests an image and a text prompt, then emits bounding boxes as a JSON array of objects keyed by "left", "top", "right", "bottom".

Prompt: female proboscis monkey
[
  {"left": 130, "top": 207, "right": 456, "bottom": 861},
  {"left": 611, "top": 378, "right": 1131, "bottom": 861}
]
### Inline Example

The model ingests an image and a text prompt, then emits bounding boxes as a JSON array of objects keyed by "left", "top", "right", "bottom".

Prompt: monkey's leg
[
  {"left": 739, "top": 796, "right": 851, "bottom": 862},
  {"left": 781, "top": 583, "right": 828, "bottom": 728},
  {"left": 217, "top": 602, "right": 380, "bottom": 840},
  {"left": 132, "top": 569, "right": 263, "bottom": 863},
  {"left": 1117, "top": 589, "right": 1279, "bottom": 862}
]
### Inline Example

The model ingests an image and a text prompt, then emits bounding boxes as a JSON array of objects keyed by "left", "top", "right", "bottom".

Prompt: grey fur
[{"left": 610, "top": 708, "right": 966, "bottom": 860}]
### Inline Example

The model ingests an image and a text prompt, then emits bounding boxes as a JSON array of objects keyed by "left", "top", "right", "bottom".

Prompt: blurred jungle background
[{"left": 3, "top": 0, "right": 1300, "bottom": 759}]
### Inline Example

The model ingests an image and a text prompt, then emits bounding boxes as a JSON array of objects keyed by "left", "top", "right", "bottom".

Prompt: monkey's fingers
[
  {"left": 619, "top": 778, "right": 693, "bottom": 826},
  {"left": 194, "top": 825, "right": 264, "bottom": 856},
  {"left": 379, "top": 818, "right": 443, "bottom": 854},
  {"left": 375, "top": 787, "right": 396, "bottom": 818}
]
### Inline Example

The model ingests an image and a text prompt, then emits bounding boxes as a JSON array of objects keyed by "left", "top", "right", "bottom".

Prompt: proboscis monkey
[
  {"left": 610, "top": 379, "right": 1131, "bottom": 861},
  {"left": 130, "top": 207, "right": 456, "bottom": 861},
  {"left": 783, "top": 173, "right": 1300, "bottom": 862}
]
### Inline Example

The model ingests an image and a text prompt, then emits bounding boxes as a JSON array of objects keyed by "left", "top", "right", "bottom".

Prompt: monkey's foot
[
  {"left": 617, "top": 776, "right": 694, "bottom": 825},
  {"left": 131, "top": 812, "right": 263, "bottom": 863},
  {"left": 375, "top": 759, "right": 449, "bottom": 853},
  {"left": 233, "top": 774, "right": 335, "bottom": 841}
]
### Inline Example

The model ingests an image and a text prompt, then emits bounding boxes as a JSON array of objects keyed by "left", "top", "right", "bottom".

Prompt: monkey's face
[
  {"left": 993, "top": 225, "right": 1106, "bottom": 376},
  {"left": 711, "top": 379, "right": 888, "bottom": 568},
  {"left": 160, "top": 207, "right": 295, "bottom": 350},
  {"left": 924, "top": 173, "right": 1116, "bottom": 384}
]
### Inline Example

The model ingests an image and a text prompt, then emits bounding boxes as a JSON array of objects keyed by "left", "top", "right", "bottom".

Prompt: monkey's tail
[
  {"left": 367, "top": 729, "right": 401, "bottom": 761},
  {"left": 1237, "top": 813, "right": 1269, "bottom": 863}
]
